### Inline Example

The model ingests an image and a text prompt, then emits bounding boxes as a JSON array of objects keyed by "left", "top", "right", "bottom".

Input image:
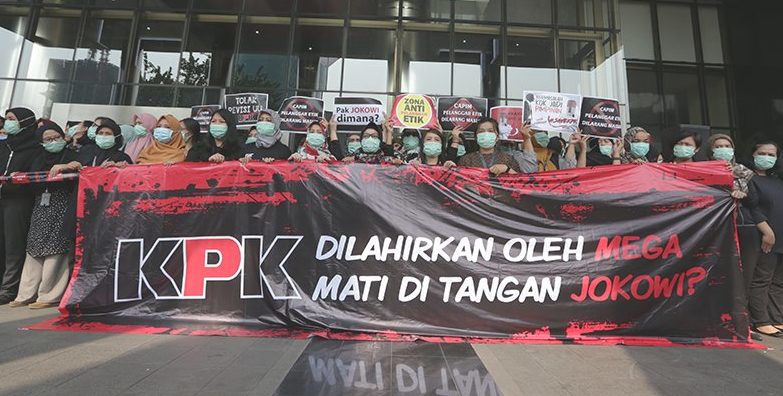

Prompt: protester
[
  {"left": 446, "top": 129, "right": 468, "bottom": 163},
  {"left": 65, "top": 121, "right": 94, "bottom": 151},
  {"left": 290, "top": 119, "right": 336, "bottom": 163},
  {"left": 246, "top": 125, "right": 258, "bottom": 145},
  {"left": 742, "top": 141, "right": 783, "bottom": 337},
  {"left": 343, "top": 121, "right": 396, "bottom": 164},
  {"left": 669, "top": 130, "right": 701, "bottom": 163},
  {"left": 179, "top": 118, "right": 202, "bottom": 157},
  {"left": 9, "top": 124, "right": 80, "bottom": 308},
  {"left": 241, "top": 109, "right": 291, "bottom": 164},
  {"left": 586, "top": 138, "right": 623, "bottom": 167},
  {"left": 119, "top": 125, "right": 135, "bottom": 150},
  {"left": 620, "top": 127, "right": 662, "bottom": 164},
  {"left": 458, "top": 118, "right": 522, "bottom": 175},
  {"left": 397, "top": 129, "right": 421, "bottom": 163},
  {"left": 124, "top": 113, "right": 156, "bottom": 162},
  {"left": 409, "top": 129, "right": 456, "bottom": 167},
  {"left": 186, "top": 109, "right": 243, "bottom": 163},
  {"left": 89, "top": 116, "right": 112, "bottom": 141},
  {"left": 77, "top": 120, "right": 133, "bottom": 167},
  {"left": 0, "top": 108, "right": 40, "bottom": 304},
  {"left": 706, "top": 134, "right": 753, "bottom": 198},
  {"left": 136, "top": 115, "right": 186, "bottom": 165},
  {"left": 530, "top": 130, "right": 581, "bottom": 171}
]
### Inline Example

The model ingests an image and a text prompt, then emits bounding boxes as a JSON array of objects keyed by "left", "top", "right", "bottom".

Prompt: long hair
[
  {"left": 180, "top": 118, "right": 203, "bottom": 145},
  {"left": 199, "top": 109, "right": 243, "bottom": 158}
]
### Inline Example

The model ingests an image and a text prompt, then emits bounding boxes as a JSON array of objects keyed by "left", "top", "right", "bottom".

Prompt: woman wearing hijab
[
  {"left": 290, "top": 119, "right": 336, "bottom": 163},
  {"left": 9, "top": 124, "right": 80, "bottom": 308},
  {"left": 137, "top": 115, "right": 186, "bottom": 165},
  {"left": 0, "top": 108, "right": 41, "bottom": 304},
  {"left": 77, "top": 120, "right": 133, "bottom": 167},
  {"left": 586, "top": 137, "right": 623, "bottom": 167},
  {"left": 179, "top": 118, "right": 202, "bottom": 157},
  {"left": 397, "top": 129, "right": 421, "bottom": 163},
  {"left": 342, "top": 121, "right": 396, "bottom": 164},
  {"left": 123, "top": 113, "right": 156, "bottom": 162},
  {"left": 241, "top": 109, "right": 290, "bottom": 164},
  {"left": 621, "top": 127, "right": 662, "bottom": 164},
  {"left": 186, "top": 109, "right": 244, "bottom": 163}
]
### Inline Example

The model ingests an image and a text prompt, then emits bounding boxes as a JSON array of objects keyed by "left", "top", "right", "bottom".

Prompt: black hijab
[
  {"left": 4, "top": 107, "right": 39, "bottom": 152},
  {"left": 586, "top": 138, "right": 614, "bottom": 166},
  {"left": 32, "top": 123, "right": 78, "bottom": 172}
]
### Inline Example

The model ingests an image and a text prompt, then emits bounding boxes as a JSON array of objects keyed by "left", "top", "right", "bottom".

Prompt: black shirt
[
  {"left": 242, "top": 141, "right": 291, "bottom": 161},
  {"left": 750, "top": 175, "right": 783, "bottom": 254}
]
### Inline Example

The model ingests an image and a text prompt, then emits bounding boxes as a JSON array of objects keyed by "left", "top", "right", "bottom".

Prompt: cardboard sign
[
  {"left": 524, "top": 91, "right": 581, "bottom": 134},
  {"left": 388, "top": 94, "right": 439, "bottom": 130},
  {"left": 278, "top": 96, "right": 325, "bottom": 133},
  {"left": 224, "top": 93, "right": 269, "bottom": 128},
  {"left": 579, "top": 97, "right": 622, "bottom": 139},
  {"left": 436, "top": 97, "right": 488, "bottom": 132},
  {"left": 190, "top": 105, "right": 221, "bottom": 133},
  {"left": 334, "top": 97, "right": 385, "bottom": 132},
  {"left": 490, "top": 106, "right": 527, "bottom": 141}
]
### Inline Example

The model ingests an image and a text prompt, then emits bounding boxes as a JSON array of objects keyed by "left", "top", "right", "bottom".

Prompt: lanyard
[{"left": 479, "top": 152, "right": 497, "bottom": 169}]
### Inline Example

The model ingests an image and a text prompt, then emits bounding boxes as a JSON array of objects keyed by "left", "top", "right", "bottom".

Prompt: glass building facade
[{"left": 0, "top": 0, "right": 772, "bottom": 152}]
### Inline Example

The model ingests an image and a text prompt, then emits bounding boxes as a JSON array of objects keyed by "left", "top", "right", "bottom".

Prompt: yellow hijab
[{"left": 137, "top": 115, "right": 186, "bottom": 164}]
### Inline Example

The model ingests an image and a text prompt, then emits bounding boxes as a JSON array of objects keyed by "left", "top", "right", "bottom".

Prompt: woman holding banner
[
  {"left": 0, "top": 108, "right": 40, "bottom": 305},
  {"left": 343, "top": 120, "right": 396, "bottom": 164},
  {"left": 78, "top": 120, "right": 133, "bottom": 167},
  {"left": 458, "top": 118, "right": 522, "bottom": 175},
  {"left": 136, "top": 115, "right": 186, "bottom": 165},
  {"left": 186, "top": 109, "right": 244, "bottom": 164},
  {"left": 586, "top": 138, "right": 623, "bottom": 167},
  {"left": 241, "top": 109, "right": 291, "bottom": 164},
  {"left": 179, "top": 118, "right": 203, "bottom": 157},
  {"left": 668, "top": 130, "right": 701, "bottom": 163},
  {"left": 124, "top": 113, "right": 156, "bottom": 163},
  {"left": 65, "top": 120, "right": 94, "bottom": 152},
  {"left": 409, "top": 129, "right": 455, "bottom": 167},
  {"left": 746, "top": 142, "right": 783, "bottom": 337},
  {"left": 9, "top": 123, "right": 80, "bottom": 308},
  {"left": 620, "top": 127, "right": 663, "bottom": 164},
  {"left": 397, "top": 129, "right": 421, "bottom": 163},
  {"left": 290, "top": 119, "right": 336, "bottom": 163}
]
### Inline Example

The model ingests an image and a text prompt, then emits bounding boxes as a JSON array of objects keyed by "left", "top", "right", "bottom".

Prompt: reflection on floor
[{"left": 273, "top": 339, "right": 502, "bottom": 396}]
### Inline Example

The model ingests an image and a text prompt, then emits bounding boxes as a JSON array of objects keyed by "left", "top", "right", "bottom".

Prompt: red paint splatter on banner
[
  {"left": 26, "top": 317, "right": 764, "bottom": 349},
  {"left": 132, "top": 192, "right": 296, "bottom": 215},
  {"left": 565, "top": 321, "right": 635, "bottom": 338},
  {"left": 560, "top": 202, "right": 594, "bottom": 223}
]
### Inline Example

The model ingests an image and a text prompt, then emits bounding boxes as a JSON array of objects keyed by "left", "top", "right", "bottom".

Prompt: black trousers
[
  {"left": 0, "top": 197, "right": 33, "bottom": 299},
  {"left": 749, "top": 252, "right": 783, "bottom": 326},
  {"left": 738, "top": 225, "right": 761, "bottom": 298}
]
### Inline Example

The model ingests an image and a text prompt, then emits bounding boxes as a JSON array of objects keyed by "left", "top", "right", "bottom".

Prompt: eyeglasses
[{"left": 42, "top": 136, "right": 63, "bottom": 144}]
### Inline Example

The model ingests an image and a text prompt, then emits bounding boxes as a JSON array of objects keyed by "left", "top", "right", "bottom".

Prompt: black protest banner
[
  {"left": 224, "top": 93, "right": 269, "bottom": 128},
  {"left": 334, "top": 97, "right": 385, "bottom": 132},
  {"left": 279, "top": 96, "right": 324, "bottom": 133},
  {"left": 190, "top": 105, "right": 221, "bottom": 133},
  {"left": 61, "top": 162, "right": 750, "bottom": 346},
  {"left": 436, "top": 97, "right": 488, "bottom": 132},
  {"left": 580, "top": 97, "right": 622, "bottom": 139}
]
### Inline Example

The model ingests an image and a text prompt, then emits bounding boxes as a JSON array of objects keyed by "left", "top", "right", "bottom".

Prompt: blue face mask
[
  {"left": 134, "top": 124, "right": 148, "bottom": 137},
  {"left": 95, "top": 134, "right": 116, "bottom": 149},
  {"left": 87, "top": 125, "right": 98, "bottom": 140},
  {"left": 423, "top": 141, "right": 442, "bottom": 157},
  {"left": 599, "top": 144, "right": 613, "bottom": 156},
  {"left": 673, "top": 144, "right": 696, "bottom": 159},
  {"left": 457, "top": 144, "right": 466, "bottom": 157},
  {"left": 3, "top": 120, "right": 21, "bottom": 135},
  {"left": 361, "top": 136, "right": 381, "bottom": 153},
  {"left": 306, "top": 132, "right": 326, "bottom": 148},
  {"left": 210, "top": 124, "right": 228, "bottom": 139},
  {"left": 755, "top": 155, "right": 778, "bottom": 171},
  {"left": 712, "top": 147, "right": 734, "bottom": 161},
  {"left": 153, "top": 127, "right": 173, "bottom": 143},
  {"left": 630, "top": 142, "right": 650, "bottom": 158},
  {"left": 256, "top": 121, "right": 276, "bottom": 137},
  {"left": 66, "top": 125, "right": 79, "bottom": 138},
  {"left": 0, "top": 134, "right": 7, "bottom": 141},
  {"left": 246, "top": 136, "right": 257, "bottom": 145},
  {"left": 534, "top": 132, "right": 550, "bottom": 147},
  {"left": 476, "top": 132, "right": 497, "bottom": 149},
  {"left": 402, "top": 136, "right": 419, "bottom": 150},
  {"left": 42, "top": 139, "right": 67, "bottom": 153},
  {"left": 347, "top": 141, "right": 361, "bottom": 154}
]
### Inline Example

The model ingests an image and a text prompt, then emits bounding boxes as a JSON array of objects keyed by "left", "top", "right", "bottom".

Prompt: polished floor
[{"left": 2, "top": 306, "right": 783, "bottom": 395}]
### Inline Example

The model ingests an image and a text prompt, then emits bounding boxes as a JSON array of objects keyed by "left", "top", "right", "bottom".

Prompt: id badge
[{"left": 40, "top": 191, "right": 51, "bottom": 206}]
